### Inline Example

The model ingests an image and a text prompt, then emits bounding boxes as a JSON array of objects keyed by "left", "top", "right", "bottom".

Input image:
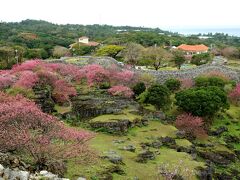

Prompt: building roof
[
  {"left": 86, "top": 41, "right": 99, "bottom": 46},
  {"left": 177, "top": 44, "right": 208, "bottom": 52},
  {"left": 79, "top": 36, "right": 89, "bottom": 39}
]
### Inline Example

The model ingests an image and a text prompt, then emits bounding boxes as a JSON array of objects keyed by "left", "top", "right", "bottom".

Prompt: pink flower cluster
[
  {"left": 179, "top": 78, "right": 194, "bottom": 89},
  {"left": 14, "top": 71, "right": 39, "bottom": 89},
  {"left": 108, "top": 85, "right": 134, "bottom": 98},
  {"left": 228, "top": 83, "right": 240, "bottom": 104},
  {"left": 0, "top": 92, "right": 93, "bottom": 164},
  {"left": 175, "top": 113, "right": 207, "bottom": 139},
  {"left": 0, "top": 76, "right": 14, "bottom": 90},
  {"left": 82, "top": 64, "right": 110, "bottom": 86},
  {"left": 52, "top": 79, "right": 77, "bottom": 103},
  {"left": 0, "top": 60, "right": 136, "bottom": 101}
]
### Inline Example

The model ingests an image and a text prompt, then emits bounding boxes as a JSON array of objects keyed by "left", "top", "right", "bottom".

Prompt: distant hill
[{"left": 0, "top": 19, "right": 240, "bottom": 61}]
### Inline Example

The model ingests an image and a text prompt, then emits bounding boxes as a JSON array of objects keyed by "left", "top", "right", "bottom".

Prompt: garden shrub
[
  {"left": 99, "top": 82, "right": 111, "bottom": 89},
  {"left": 194, "top": 76, "right": 226, "bottom": 88},
  {"left": 164, "top": 78, "right": 181, "bottom": 92},
  {"left": 175, "top": 86, "right": 229, "bottom": 119},
  {"left": 133, "top": 82, "right": 146, "bottom": 96},
  {"left": 143, "top": 84, "right": 171, "bottom": 110},
  {"left": 191, "top": 53, "right": 212, "bottom": 65},
  {"left": 137, "top": 72, "right": 156, "bottom": 87}
]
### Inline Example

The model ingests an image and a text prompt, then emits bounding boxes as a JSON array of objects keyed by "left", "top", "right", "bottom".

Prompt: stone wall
[
  {"left": 48, "top": 56, "right": 240, "bottom": 83},
  {"left": 135, "top": 64, "right": 240, "bottom": 83},
  {"left": 48, "top": 56, "right": 123, "bottom": 69}
]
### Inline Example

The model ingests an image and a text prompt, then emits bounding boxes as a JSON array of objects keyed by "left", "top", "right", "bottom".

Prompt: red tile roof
[
  {"left": 86, "top": 41, "right": 99, "bottom": 46},
  {"left": 79, "top": 41, "right": 99, "bottom": 47},
  {"left": 177, "top": 44, "right": 208, "bottom": 52}
]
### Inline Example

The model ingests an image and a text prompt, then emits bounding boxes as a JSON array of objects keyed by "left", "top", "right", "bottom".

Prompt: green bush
[
  {"left": 71, "top": 44, "right": 96, "bottom": 56},
  {"left": 133, "top": 82, "right": 146, "bottom": 96},
  {"left": 191, "top": 53, "right": 212, "bottom": 66},
  {"left": 164, "top": 78, "right": 181, "bottom": 92},
  {"left": 194, "top": 76, "right": 226, "bottom": 88},
  {"left": 95, "top": 45, "right": 124, "bottom": 58},
  {"left": 7, "top": 87, "right": 35, "bottom": 99},
  {"left": 194, "top": 76, "right": 209, "bottom": 87},
  {"left": 99, "top": 82, "right": 111, "bottom": 89},
  {"left": 175, "top": 86, "right": 229, "bottom": 118},
  {"left": 143, "top": 84, "right": 171, "bottom": 110}
]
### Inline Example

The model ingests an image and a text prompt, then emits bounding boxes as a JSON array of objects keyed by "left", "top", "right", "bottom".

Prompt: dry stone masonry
[{"left": 135, "top": 64, "right": 240, "bottom": 84}]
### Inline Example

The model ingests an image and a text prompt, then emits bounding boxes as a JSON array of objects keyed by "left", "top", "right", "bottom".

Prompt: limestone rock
[
  {"left": 210, "top": 126, "right": 228, "bottom": 136},
  {"left": 121, "top": 145, "right": 136, "bottom": 152},
  {"left": 103, "top": 151, "right": 123, "bottom": 164},
  {"left": 136, "top": 150, "right": 155, "bottom": 163}
]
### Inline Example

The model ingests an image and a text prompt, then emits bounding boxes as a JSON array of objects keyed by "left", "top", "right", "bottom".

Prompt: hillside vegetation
[{"left": 0, "top": 58, "right": 239, "bottom": 179}]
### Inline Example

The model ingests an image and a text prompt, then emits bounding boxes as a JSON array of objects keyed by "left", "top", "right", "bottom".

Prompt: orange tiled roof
[
  {"left": 87, "top": 41, "right": 99, "bottom": 46},
  {"left": 177, "top": 44, "right": 208, "bottom": 52},
  {"left": 78, "top": 41, "right": 99, "bottom": 47}
]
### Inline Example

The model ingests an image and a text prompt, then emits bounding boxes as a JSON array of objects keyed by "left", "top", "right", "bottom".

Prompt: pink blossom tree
[
  {"left": 82, "top": 64, "right": 110, "bottom": 86},
  {"left": 14, "top": 71, "right": 39, "bottom": 89},
  {"left": 228, "top": 83, "right": 240, "bottom": 105},
  {"left": 0, "top": 92, "right": 93, "bottom": 167},
  {"left": 52, "top": 79, "right": 77, "bottom": 104},
  {"left": 0, "top": 76, "right": 14, "bottom": 90},
  {"left": 108, "top": 85, "right": 134, "bottom": 98},
  {"left": 175, "top": 113, "right": 207, "bottom": 139},
  {"left": 12, "top": 59, "right": 43, "bottom": 73}
]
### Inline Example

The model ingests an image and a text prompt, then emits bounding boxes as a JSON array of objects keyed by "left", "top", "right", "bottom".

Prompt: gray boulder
[
  {"left": 9, "top": 170, "right": 29, "bottom": 180},
  {"left": 0, "top": 164, "right": 3, "bottom": 176},
  {"left": 103, "top": 151, "right": 123, "bottom": 164}
]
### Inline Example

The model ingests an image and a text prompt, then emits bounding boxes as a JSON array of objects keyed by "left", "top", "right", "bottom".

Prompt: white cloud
[{"left": 0, "top": 0, "right": 239, "bottom": 29}]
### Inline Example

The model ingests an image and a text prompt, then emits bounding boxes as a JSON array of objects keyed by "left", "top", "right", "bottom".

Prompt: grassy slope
[
  {"left": 90, "top": 109, "right": 142, "bottom": 123},
  {"left": 66, "top": 121, "right": 204, "bottom": 179}
]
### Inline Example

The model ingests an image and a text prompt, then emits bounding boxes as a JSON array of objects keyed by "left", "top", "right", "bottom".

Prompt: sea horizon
[{"left": 169, "top": 28, "right": 240, "bottom": 37}]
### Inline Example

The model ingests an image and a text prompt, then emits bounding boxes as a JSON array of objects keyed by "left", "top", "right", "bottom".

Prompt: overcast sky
[{"left": 1, "top": 0, "right": 240, "bottom": 30}]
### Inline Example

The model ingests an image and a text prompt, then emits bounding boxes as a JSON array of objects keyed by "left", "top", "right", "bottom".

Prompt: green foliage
[
  {"left": 122, "top": 43, "right": 144, "bottom": 65},
  {"left": 194, "top": 76, "right": 226, "bottom": 88},
  {"left": 99, "top": 82, "right": 111, "bottom": 89},
  {"left": 132, "top": 82, "right": 146, "bottom": 96},
  {"left": 142, "top": 47, "right": 173, "bottom": 70},
  {"left": 71, "top": 43, "right": 95, "bottom": 56},
  {"left": 52, "top": 46, "right": 70, "bottom": 58},
  {"left": 6, "top": 87, "right": 35, "bottom": 99},
  {"left": 137, "top": 72, "right": 156, "bottom": 87},
  {"left": 191, "top": 53, "right": 212, "bottom": 65},
  {"left": 175, "top": 86, "right": 229, "bottom": 118},
  {"left": 95, "top": 45, "right": 124, "bottom": 58},
  {"left": 173, "top": 50, "right": 186, "bottom": 69},
  {"left": 164, "top": 78, "right": 181, "bottom": 92},
  {"left": 24, "top": 48, "right": 48, "bottom": 59},
  {"left": 137, "top": 91, "right": 149, "bottom": 104},
  {"left": 0, "top": 46, "right": 16, "bottom": 69},
  {"left": 1, "top": 19, "right": 240, "bottom": 62},
  {"left": 143, "top": 84, "right": 171, "bottom": 110}
]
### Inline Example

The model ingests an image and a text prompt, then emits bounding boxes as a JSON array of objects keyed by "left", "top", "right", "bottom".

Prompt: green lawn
[{"left": 65, "top": 121, "right": 204, "bottom": 180}]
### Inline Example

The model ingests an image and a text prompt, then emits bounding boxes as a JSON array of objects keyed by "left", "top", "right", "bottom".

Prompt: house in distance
[
  {"left": 78, "top": 36, "right": 99, "bottom": 46},
  {"left": 177, "top": 44, "right": 208, "bottom": 55},
  {"left": 69, "top": 36, "right": 99, "bottom": 50}
]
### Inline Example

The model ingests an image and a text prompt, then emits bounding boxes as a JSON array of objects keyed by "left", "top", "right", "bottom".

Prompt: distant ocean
[{"left": 170, "top": 28, "right": 240, "bottom": 37}]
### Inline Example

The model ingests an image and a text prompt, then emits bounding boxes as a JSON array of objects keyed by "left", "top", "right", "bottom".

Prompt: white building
[{"left": 79, "top": 36, "right": 89, "bottom": 44}]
